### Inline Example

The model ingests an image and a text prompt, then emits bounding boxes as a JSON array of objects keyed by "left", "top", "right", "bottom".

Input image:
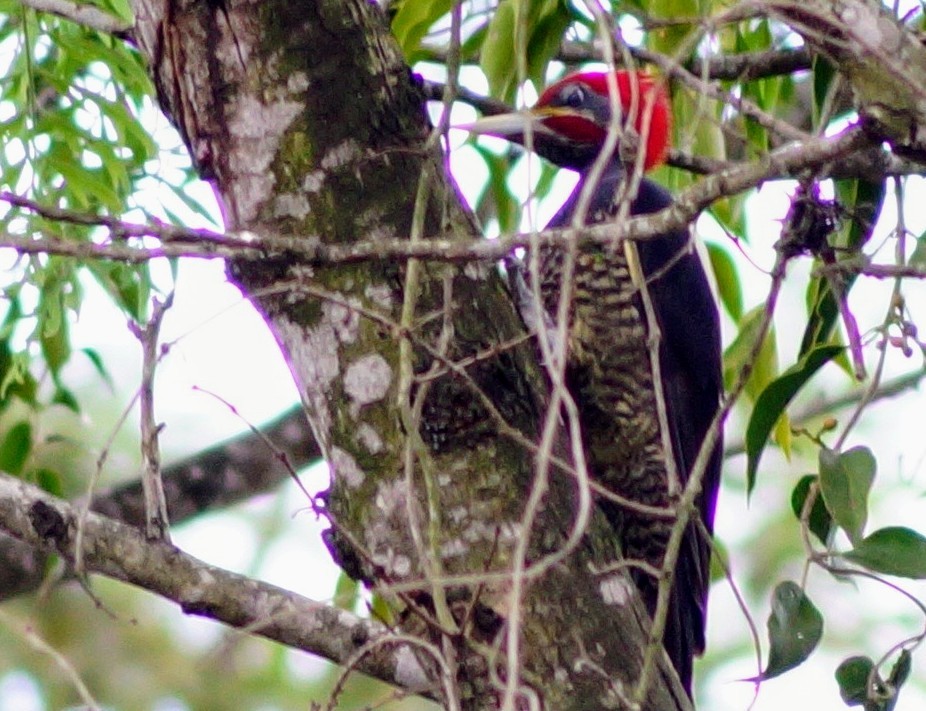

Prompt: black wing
[{"left": 633, "top": 178, "right": 723, "bottom": 693}]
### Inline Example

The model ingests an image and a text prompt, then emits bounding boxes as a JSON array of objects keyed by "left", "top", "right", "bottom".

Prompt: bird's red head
[{"left": 533, "top": 70, "right": 671, "bottom": 171}]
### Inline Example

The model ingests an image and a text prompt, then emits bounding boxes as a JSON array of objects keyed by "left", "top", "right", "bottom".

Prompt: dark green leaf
[
  {"left": 40, "top": 297, "right": 71, "bottom": 377},
  {"left": 754, "top": 581, "right": 823, "bottom": 680},
  {"left": 835, "top": 656, "right": 876, "bottom": 706},
  {"left": 834, "top": 179, "right": 884, "bottom": 252},
  {"left": 85, "top": 261, "right": 150, "bottom": 322},
  {"left": 745, "top": 344, "right": 842, "bottom": 494},
  {"left": 835, "top": 652, "right": 908, "bottom": 710},
  {"left": 52, "top": 386, "right": 80, "bottom": 413},
  {"left": 0, "top": 421, "right": 33, "bottom": 475},
  {"left": 525, "top": 3, "right": 572, "bottom": 89},
  {"left": 888, "top": 649, "right": 912, "bottom": 689},
  {"left": 845, "top": 527, "right": 926, "bottom": 579},
  {"left": 800, "top": 277, "right": 839, "bottom": 358},
  {"left": 811, "top": 56, "right": 837, "bottom": 131},
  {"left": 819, "top": 446, "right": 875, "bottom": 545},
  {"left": 791, "top": 474, "right": 832, "bottom": 545}
]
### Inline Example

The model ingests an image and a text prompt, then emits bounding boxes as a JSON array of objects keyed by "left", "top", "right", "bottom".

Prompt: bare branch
[
  {"left": 129, "top": 295, "right": 175, "bottom": 541},
  {"left": 421, "top": 41, "right": 813, "bottom": 82},
  {"left": 0, "top": 471, "right": 435, "bottom": 698},
  {"left": 1, "top": 123, "right": 877, "bottom": 273},
  {"left": 17, "top": 0, "right": 133, "bottom": 39},
  {"left": 0, "top": 404, "right": 316, "bottom": 602}
]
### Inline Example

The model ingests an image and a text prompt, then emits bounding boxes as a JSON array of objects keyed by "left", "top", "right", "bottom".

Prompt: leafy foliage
[{"left": 0, "top": 4, "right": 207, "bottom": 449}]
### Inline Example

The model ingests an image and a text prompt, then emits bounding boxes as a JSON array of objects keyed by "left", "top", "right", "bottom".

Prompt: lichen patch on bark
[
  {"left": 322, "top": 298, "right": 361, "bottom": 344},
  {"left": 276, "top": 316, "right": 339, "bottom": 452},
  {"left": 355, "top": 422, "right": 384, "bottom": 454},
  {"left": 226, "top": 94, "right": 303, "bottom": 222},
  {"left": 599, "top": 573, "right": 633, "bottom": 606},
  {"left": 330, "top": 446, "right": 364, "bottom": 488},
  {"left": 393, "top": 645, "right": 430, "bottom": 692},
  {"left": 344, "top": 353, "right": 392, "bottom": 408}
]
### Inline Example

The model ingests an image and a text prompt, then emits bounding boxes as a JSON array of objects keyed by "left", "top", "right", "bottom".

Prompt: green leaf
[
  {"left": 835, "top": 652, "right": 909, "bottom": 710},
  {"left": 0, "top": 341, "right": 38, "bottom": 409},
  {"left": 811, "top": 56, "right": 837, "bottom": 131},
  {"left": 800, "top": 276, "right": 839, "bottom": 358},
  {"left": 909, "top": 231, "right": 926, "bottom": 267},
  {"left": 835, "top": 656, "right": 875, "bottom": 707},
  {"left": 85, "top": 261, "right": 150, "bottom": 322},
  {"left": 52, "top": 386, "right": 80, "bottom": 413},
  {"left": 722, "top": 306, "right": 768, "bottom": 394},
  {"left": 332, "top": 570, "right": 359, "bottom": 611},
  {"left": 706, "top": 242, "right": 743, "bottom": 322},
  {"left": 745, "top": 344, "right": 842, "bottom": 494},
  {"left": 39, "top": 296, "right": 71, "bottom": 377},
  {"left": 81, "top": 347, "right": 114, "bottom": 390},
  {"left": 754, "top": 581, "right": 823, "bottom": 680},
  {"left": 391, "top": 0, "right": 452, "bottom": 60},
  {"left": 471, "top": 143, "right": 520, "bottom": 234},
  {"left": 370, "top": 591, "right": 394, "bottom": 626},
  {"left": 834, "top": 178, "right": 885, "bottom": 252},
  {"left": 889, "top": 649, "right": 912, "bottom": 689},
  {"left": 524, "top": 2, "right": 572, "bottom": 89},
  {"left": 790, "top": 474, "right": 832, "bottom": 545},
  {"left": 845, "top": 527, "right": 926, "bottom": 579},
  {"left": 480, "top": 1, "right": 516, "bottom": 100},
  {"left": 0, "top": 421, "right": 33, "bottom": 475},
  {"left": 819, "top": 446, "right": 875, "bottom": 545},
  {"left": 34, "top": 467, "right": 63, "bottom": 497}
]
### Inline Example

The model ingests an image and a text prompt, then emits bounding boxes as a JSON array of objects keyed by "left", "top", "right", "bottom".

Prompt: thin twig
[{"left": 128, "top": 295, "right": 175, "bottom": 541}]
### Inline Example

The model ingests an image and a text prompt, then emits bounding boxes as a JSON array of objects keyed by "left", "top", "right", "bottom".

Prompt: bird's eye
[{"left": 562, "top": 85, "right": 585, "bottom": 109}]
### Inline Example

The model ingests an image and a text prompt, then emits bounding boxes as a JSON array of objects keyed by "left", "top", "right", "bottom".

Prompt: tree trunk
[{"left": 130, "top": 1, "right": 689, "bottom": 708}]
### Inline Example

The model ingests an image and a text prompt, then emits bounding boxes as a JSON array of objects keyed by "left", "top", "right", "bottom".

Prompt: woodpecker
[{"left": 464, "top": 71, "right": 723, "bottom": 695}]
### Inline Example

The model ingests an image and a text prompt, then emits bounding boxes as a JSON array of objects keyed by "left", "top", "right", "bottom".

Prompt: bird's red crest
[{"left": 537, "top": 70, "right": 671, "bottom": 171}]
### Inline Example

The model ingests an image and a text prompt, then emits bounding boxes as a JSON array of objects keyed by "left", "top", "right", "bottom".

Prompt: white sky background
[{"left": 4, "top": 10, "right": 926, "bottom": 711}]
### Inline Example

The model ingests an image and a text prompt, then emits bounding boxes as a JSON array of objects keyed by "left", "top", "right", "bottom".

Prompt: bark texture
[
  {"left": 768, "top": 0, "right": 926, "bottom": 159},
  {"left": 129, "top": 0, "right": 688, "bottom": 708}
]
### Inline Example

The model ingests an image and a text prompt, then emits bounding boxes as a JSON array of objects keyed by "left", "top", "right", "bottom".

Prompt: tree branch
[
  {"left": 0, "top": 124, "right": 880, "bottom": 272},
  {"left": 421, "top": 41, "right": 814, "bottom": 82},
  {"left": 0, "top": 404, "right": 316, "bottom": 601},
  {"left": 17, "top": 0, "right": 133, "bottom": 39},
  {"left": 0, "top": 471, "right": 434, "bottom": 697}
]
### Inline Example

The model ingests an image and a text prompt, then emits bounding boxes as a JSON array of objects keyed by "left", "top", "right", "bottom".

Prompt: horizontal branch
[
  {"left": 0, "top": 122, "right": 877, "bottom": 268},
  {"left": 0, "top": 471, "right": 433, "bottom": 696},
  {"left": 17, "top": 0, "right": 133, "bottom": 39},
  {"left": 0, "top": 404, "right": 314, "bottom": 601},
  {"left": 817, "top": 261, "right": 926, "bottom": 281},
  {"left": 421, "top": 41, "right": 813, "bottom": 83}
]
